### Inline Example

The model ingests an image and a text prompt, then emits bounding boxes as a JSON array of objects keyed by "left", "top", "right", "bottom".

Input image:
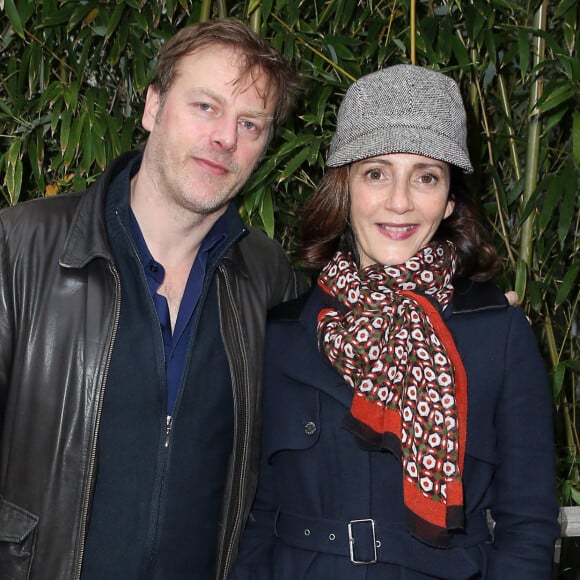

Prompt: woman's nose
[{"left": 385, "top": 181, "right": 413, "bottom": 213}]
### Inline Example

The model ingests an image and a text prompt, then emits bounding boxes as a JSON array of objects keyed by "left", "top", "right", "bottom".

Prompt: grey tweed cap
[{"left": 326, "top": 64, "right": 473, "bottom": 173}]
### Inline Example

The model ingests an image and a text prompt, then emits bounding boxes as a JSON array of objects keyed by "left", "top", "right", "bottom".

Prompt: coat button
[{"left": 304, "top": 421, "right": 317, "bottom": 435}]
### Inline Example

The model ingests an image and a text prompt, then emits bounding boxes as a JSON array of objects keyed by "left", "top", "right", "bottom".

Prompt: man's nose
[{"left": 211, "top": 117, "right": 238, "bottom": 152}]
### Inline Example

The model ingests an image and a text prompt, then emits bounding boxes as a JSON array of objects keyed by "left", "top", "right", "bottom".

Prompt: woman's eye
[
  {"left": 366, "top": 169, "right": 383, "bottom": 180},
  {"left": 419, "top": 173, "right": 436, "bottom": 184}
]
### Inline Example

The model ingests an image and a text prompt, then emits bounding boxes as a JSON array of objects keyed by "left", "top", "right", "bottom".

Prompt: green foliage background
[{"left": 1, "top": 0, "right": 579, "bottom": 565}]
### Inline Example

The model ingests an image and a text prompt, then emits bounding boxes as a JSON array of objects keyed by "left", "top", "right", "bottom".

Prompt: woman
[{"left": 232, "top": 65, "right": 560, "bottom": 579}]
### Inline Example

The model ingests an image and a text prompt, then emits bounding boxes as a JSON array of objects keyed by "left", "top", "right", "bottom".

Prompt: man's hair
[
  {"left": 296, "top": 165, "right": 501, "bottom": 281},
  {"left": 150, "top": 18, "right": 300, "bottom": 128}
]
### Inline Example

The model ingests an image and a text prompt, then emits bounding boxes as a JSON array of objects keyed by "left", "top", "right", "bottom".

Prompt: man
[{"left": 0, "top": 19, "right": 305, "bottom": 579}]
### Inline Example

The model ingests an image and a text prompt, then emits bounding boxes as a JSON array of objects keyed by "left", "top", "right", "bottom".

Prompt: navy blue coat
[{"left": 231, "top": 280, "right": 560, "bottom": 579}]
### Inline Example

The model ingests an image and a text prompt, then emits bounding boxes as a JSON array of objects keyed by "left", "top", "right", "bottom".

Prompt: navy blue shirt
[
  {"left": 82, "top": 152, "right": 240, "bottom": 578},
  {"left": 129, "top": 210, "right": 227, "bottom": 414}
]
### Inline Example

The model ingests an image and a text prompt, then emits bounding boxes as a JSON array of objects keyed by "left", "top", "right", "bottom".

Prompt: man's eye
[
  {"left": 419, "top": 174, "right": 436, "bottom": 184},
  {"left": 240, "top": 120, "right": 259, "bottom": 132},
  {"left": 197, "top": 103, "right": 212, "bottom": 112}
]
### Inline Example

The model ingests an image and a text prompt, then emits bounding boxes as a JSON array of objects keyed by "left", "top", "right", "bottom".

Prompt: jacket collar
[
  {"left": 59, "top": 151, "right": 249, "bottom": 271},
  {"left": 60, "top": 151, "right": 140, "bottom": 269}
]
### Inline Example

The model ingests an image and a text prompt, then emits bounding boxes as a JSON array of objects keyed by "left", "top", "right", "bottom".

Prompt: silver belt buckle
[{"left": 347, "top": 518, "right": 377, "bottom": 564}]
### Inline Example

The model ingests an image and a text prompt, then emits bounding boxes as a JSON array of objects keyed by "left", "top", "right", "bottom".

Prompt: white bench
[{"left": 555, "top": 506, "right": 580, "bottom": 565}]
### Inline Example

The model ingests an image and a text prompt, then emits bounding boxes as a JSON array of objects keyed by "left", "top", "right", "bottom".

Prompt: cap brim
[{"left": 326, "top": 126, "right": 473, "bottom": 173}]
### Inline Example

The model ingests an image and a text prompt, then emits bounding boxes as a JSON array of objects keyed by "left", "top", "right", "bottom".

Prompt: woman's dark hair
[{"left": 296, "top": 164, "right": 502, "bottom": 281}]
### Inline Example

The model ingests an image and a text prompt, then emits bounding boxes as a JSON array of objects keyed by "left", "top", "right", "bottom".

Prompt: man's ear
[{"left": 142, "top": 85, "right": 161, "bottom": 132}]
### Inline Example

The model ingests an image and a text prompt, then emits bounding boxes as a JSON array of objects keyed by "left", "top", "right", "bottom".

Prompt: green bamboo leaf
[
  {"left": 273, "top": 133, "right": 315, "bottom": 158},
  {"left": 554, "top": 0, "right": 577, "bottom": 18},
  {"left": 279, "top": 146, "right": 312, "bottom": 179},
  {"left": 538, "top": 175, "right": 559, "bottom": 232},
  {"left": 573, "top": 110, "right": 580, "bottom": 166},
  {"left": 105, "top": 3, "right": 126, "bottom": 40},
  {"left": 132, "top": 40, "right": 149, "bottom": 90},
  {"left": 517, "top": 28, "right": 528, "bottom": 79},
  {"left": 571, "top": 486, "right": 580, "bottom": 506},
  {"left": 420, "top": 15, "right": 438, "bottom": 47},
  {"left": 451, "top": 35, "right": 470, "bottom": 68},
  {"left": 50, "top": 99, "right": 63, "bottom": 134},
  {"left": 307, "top": 137, "right": 322, "bottom": 165},
  {"left": 562, "top": 2, "right": 577, "bottom": 53},
  {"left": 67, "top": 4, "right": 96, "bottom": 32},
  {"left": 64, "top": 82, "right": 80, "bottom": 110},
  {"left": 324, "top": 40, "right": 356, "bottom": 61},
  {"left": 484, "top": 29, "right": 497, "bottom": 67},
  {"left": 60, "top": 108, "right": 72, "bottom": 154},
  {"left": 555, "top": 263, "right": 579, "bottom": 308},
  {"left": 28, "top": 41, "right": 42, "bottom": 95},
  {"left": 472, "top": 4, "right": 486, "bottom": 40},
  {"left": 132, "top": 8, "right": 150, "bottom": 33},
  {"left": 106, "top": 115, "right": 122, "bottom": 156},
  {"left": 80, "top": 118, "right": 94, "bottom": 174},
  {"left": 260, "top": 189, "right": 275, "bottom": 238},
  {"left": 535, "top": 82, "right": 576, "bottom": 114},
  {"left": 527, "top": 278, "right": 543, "bottom": 312},
  {"left": 543, "top": 107, "right": 567, "bottom": 134},
  {"left": 5, "top": 140, "right": 23, "bottom": 204},
  {"left": 243, "top": 154, "right": 280, "bottom": 192},
  {"left": 120, "top": 122, "right": 135, "bottom": 154},
  {"left": 65, "top": 112, "right": 85, "bottom": 168},
  {"left": 315, "top": 85, "right": 334, "bottom": 125},
  {"left": 261, "top": 0, "right": 273, "bottom": 21},
  {"left": 518, "top": 185, "right": 541, "bottom": 224},
  {"left": 436, "top": 18, "right": 453, "bottom": 62},
  {"left": 551, "top": 361, "right": 566, "bottom": 399},
  {"left": 514, "top": 258, "right": 527, "bottom": 301},
  {"left": 557, "top": 166, "right": 577, "bottom": 243},
  {"left": 94, "top": 133, "right": 106, "bottom": 169},
  {"left": 0, "top": 99, "right": 12, "bottom": 116},
  {"left": 27, "top": 137, "right": 39, "bottom": 183},
  {"left": 3, "top": 0, "right": 25, "bottom": 39}
]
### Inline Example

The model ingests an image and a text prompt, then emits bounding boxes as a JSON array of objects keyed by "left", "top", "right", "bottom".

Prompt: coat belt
[{"left": 274, "top": 509, "right": 491, "bottom": 579}]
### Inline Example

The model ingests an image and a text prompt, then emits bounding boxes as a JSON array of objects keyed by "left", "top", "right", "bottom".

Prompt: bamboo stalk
[
  {"left": 216, "top": 0, "right": 227, "bottom": 19},
  {"left": 515, "top": 0, "right": 547, "bottom": 299},
  {"left": 410, "top": 0, "right": 416, "bottom": 64},
  {"left": 497, "top": 74, "right": 522, "bottom": 181},
  {"left": 249, "top": 11, "right": 261, "bottom": 32},
  {"left": 199, "top": 0, "right": 211, "bottom": 21}
]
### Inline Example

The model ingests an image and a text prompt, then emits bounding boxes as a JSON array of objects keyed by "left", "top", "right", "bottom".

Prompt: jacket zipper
[
  {"left": 216, "top": 264, "right": 251, "bottom": 579},
  {"left": 73, "top": 264, "right": 122, "bottom": 579},
  {"left": 165, "top": 414, "right": 173, "bottom": 448}
]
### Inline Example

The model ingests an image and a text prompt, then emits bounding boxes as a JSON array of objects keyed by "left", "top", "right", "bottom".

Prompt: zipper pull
[{"left": 165, "top": 415, "right": 173, "bottom": 448}]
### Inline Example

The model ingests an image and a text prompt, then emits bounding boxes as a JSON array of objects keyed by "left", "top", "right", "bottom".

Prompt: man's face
[{"left": 141, "top": 44, "right": 277, "bottom": 217}]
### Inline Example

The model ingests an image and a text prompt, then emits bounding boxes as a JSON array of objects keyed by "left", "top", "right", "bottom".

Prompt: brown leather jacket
[{"left": 0, "top": 152, "right": 306, "bottom": 580}]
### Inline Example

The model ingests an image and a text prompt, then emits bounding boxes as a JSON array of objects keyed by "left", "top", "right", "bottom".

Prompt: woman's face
[{"left": 348, "top": 153, "right": 454, "bottom": 268}]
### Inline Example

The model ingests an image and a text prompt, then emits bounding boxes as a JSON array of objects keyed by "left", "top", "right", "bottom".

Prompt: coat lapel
[{"left": 272, "top": 286, "right": 354, "bottom": 408}]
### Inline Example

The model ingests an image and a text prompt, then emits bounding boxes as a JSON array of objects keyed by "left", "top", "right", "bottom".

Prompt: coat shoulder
[
  {"left": 268, "top": 292, "right": 310, "bottom": 322},
  {"left": 452, "top": 278, "right": 508, "bottom": 314}
]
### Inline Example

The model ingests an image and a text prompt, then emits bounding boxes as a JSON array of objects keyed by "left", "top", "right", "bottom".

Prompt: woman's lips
[{"left": 377, "top": 223, "right": 418, "bottom": 240}]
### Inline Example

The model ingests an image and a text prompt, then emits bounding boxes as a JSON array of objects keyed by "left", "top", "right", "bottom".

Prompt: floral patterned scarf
[{"left": 317, "top": 241, "right": 467, "bottom": 548}]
